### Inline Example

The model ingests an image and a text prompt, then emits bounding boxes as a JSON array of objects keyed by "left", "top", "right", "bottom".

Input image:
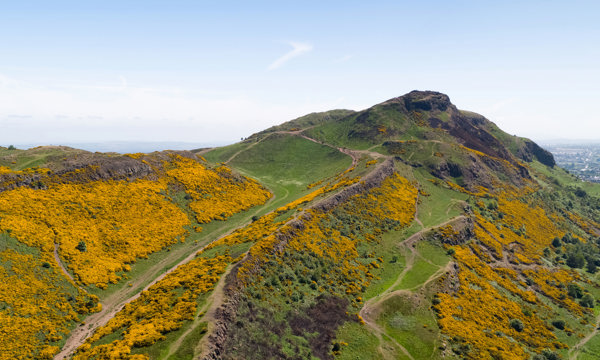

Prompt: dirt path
[
  {"left": 359, "top": 215, "right": 464, "bottom": 359},
  {"left": 359, "top": 215, "right": 423, "bottom": 359},
  {"left": 162, "top": 266, "right": 233, "bottom": 360},
  {"left": 54, "top": 210, "right": 266, "bottom": 360},
  {"left": 193, "top": 264, "right": 234, "bottom": 359},
  {"left": 54, "top": 243, "right": 77, "bottom": 284},
  {"left": 570, "top": 314, "right": 600, "bottom": 359},
  {"left": 359, "top": 231, "right": 417, "bottom": 359},
  {"left": 55, "top": 130, "right": 388, "bottom": 359},
  {"left": 55, "top": 177, "right": 284, "bottom": 359}
]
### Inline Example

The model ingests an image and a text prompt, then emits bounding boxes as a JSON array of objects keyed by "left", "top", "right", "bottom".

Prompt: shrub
[
  {"left": 551, "top": 320, "right": 565, "bottom": 330},
  {"left": 7, "top": 145, "right": 16, "bottom": 150},
  {"left": 587, "top": 260, "right": 597, "bottom": 274},
  {"left": 567, "top": 283, "right": 583, "bottom": 299},
  {"left": 580, "top": 294, "right": 595, "bottom": 308},
  {"left": 551, "top": 237, "right": 561, "bottom": 248},
  {"left": 541, "top": 349, "right": 560, "bottom": 360},
  {"left": 566, "top": 252, "right": 585, "bottom": 268},
  {"left": 509, "top": 318, "right": 524, "bottom": 332},
  {"left": 76, "top": 241, "right": 87, "bottom": 252}
]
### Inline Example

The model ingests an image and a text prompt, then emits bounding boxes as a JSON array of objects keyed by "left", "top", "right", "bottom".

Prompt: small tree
[
  {"left": 580, "top": 294, "right": 595, "bottom": 308},
  {"left": 566, "top": 252, "right": 585, "bottom": 268},
  {"left": 7, "top": 145, "right": 15, "bottom": 150},
  {"left": 551, "top": 319, "right": 565, "bottom": 330},
  {"left": 551, "top": 237, "right": 561, "bottom": 248},
  {"left": 76, "top": 241, "right": 87, "bottom": 252},
  {"left": 567, "top": 283, "right": 583, "bottom": 299},
  {"left": 587, "top": 260, "right": 598, "bottom": 274},
  {"left": 509, "top": 318, "right": 524, "bottom": 332}
]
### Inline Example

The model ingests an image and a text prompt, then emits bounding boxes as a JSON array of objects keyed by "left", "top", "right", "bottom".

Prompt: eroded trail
[
  {"left": 54, "top": 243, "right": 76, "bottom": 284},
  {"left": 56, "top": 130, "right": 387, "bottom": 359},
  {"left": 359, "top": 215, "right": 464, "bottom": 359},
  {"left": 570, "top": 315, "right": 600, "bottom": 359},
  {"left": 162, "top": 266, "right": 234, "bottom": 360},
  {"left": 359, "top": 229, "right": 418, "bottom": 360},
  {"left": 54, "top": 211, "right": 264, "bottom": 360}
]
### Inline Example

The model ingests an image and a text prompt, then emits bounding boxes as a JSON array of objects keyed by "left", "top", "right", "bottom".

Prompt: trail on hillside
[
  {"left": 54, "top": 201, "right": 271, "bottom": 360},
  {"left": 54, "top": 243, "right": 77, "bottom": 285},
  {"left": 570, "top": 314, "right": 600, "bottom": 359},
  {"left": 163, "top": 266, "right": 234, "bottom": 360},
  {"left": 56, "top": 130, "right": 388, "bottom": 359},
  {"left": 358, "top": 215, "right": 463, "bottom": 359}
]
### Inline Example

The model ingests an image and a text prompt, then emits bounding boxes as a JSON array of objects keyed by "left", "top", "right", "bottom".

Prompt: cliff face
[
  {"left": 0, "top": 150, "right": 203, "bottom": 191},
  {"left": 383, "top": 90, "right": 555, "bottom": 167}
]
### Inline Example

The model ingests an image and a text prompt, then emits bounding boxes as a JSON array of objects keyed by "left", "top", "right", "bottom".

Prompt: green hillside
[{"left": 2, "top": 91, "right": 600, "bottom": 360}]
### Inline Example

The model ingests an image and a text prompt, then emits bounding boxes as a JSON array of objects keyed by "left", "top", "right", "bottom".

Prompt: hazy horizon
[
  {"left": 8, "top": 136, "right": 600, "bottom": 155},
  {"left": 1, "top": 1, "right": 599, "bottom": 146}
]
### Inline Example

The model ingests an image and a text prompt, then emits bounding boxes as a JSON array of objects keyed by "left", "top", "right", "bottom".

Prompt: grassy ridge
[
  {"left": 207, "top": 133, "right": 353, "bottom": 210},
  {"left": 0, "top": 146, "right": 87, "bottom": 170}
]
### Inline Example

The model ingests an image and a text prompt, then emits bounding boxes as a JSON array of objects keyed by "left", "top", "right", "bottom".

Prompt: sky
[{"left": 1, "top": 0, "right": 599, "bottom": 151}]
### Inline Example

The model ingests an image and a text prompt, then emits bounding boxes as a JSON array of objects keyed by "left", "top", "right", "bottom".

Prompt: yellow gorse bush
[
  {"left": 0, "top": 179, "right": 190, "bottom": 287},
  {"left": 0, "top": 248, "right": 98, "bottom": 360},
  {"left": 165, "top": 155, "right": 271, "bottom": 223},
  {"left": 74, "top": 255, "right": 230, "bottom": 359}
]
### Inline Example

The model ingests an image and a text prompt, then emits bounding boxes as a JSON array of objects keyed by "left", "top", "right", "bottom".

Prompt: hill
[{"left": 2, "top": 91, "right": 600, "bottom": 360}]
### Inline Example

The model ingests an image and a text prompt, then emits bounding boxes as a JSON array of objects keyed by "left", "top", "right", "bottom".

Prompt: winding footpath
[
  {"left": 54, "top": 200, "right": 272, "bottom": 360},
  {"left": 53, "top": 243, "right": 76, "bottom": 284},
  {"left": 359, "top": 214, "right": 464, "bottom": 359},
  {"left": 570, "top": 314, "right": 600, "bottom": 359},
  {"left": 54, "top": 129, "right": 374, "bottom": 359}
]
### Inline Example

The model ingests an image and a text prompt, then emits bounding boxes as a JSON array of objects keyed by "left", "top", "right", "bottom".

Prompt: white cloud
[
  {"left": 267, "top": 42, "right": 313, "bottom": 70},
  {"left": 333, "top": 55, "right": 353, "bottom": 63}
]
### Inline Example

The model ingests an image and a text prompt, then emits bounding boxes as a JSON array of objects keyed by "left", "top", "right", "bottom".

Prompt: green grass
[
  {"left": 394, "top": 241, "right": 449, "bottom": 291},
  {"left": 201, "top": 141, "right": 251, "bottom": 164},
  {"left": 361, "top": 225, "right": 419, "bottom": 301},
  {"left": 413, "top": 169, "right": 468, "bottom": 228},
  {"left": 418, "top": 241, "right": 450, "bottom": 267},
  {"left": 529, "top": 159, "right": 600, "bottom": 197},
  {"left": 221, "top": 133, "right": 352, "bottom": 210},
  {"left": 253, "top": 109, "right": 355, "bottom": 136},
  {"left": 0, "top": 146, "right": 86, "bottom": 170},
  {"left": 229, "top": 133, "right": 351, "bottom": 185},
  {"left": 335, "top": 321, "right": 381, "bottom": 360},
  {"left": 0, "top": 232, "right": 41, "bottom": 256},
  {"left": 165, "top": 322, "right": 208, "bottom": 360},
  {"left": 395, "top": 257, "right": 438, "bottom": 291},
  {"left": 303, "top": 117, "right": 375, "bottom": 150},
  {"left": 579, "top": 333, "right": 600, "bottom": 359},
  {"left": 376, "top": 294, "right": 442, "bottom": 359}
]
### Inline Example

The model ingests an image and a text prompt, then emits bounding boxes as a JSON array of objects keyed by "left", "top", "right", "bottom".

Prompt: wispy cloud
[
  {"left": 268, "top": 42, "right": 313, "bottom": 70},
  {"left": 333, "top": 55, "right": 353, "bottom": 63}
]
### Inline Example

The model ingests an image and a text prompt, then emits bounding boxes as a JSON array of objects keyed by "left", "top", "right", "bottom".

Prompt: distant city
[{"left": 544, "top": 143, "right": 600, "bottom": 182}]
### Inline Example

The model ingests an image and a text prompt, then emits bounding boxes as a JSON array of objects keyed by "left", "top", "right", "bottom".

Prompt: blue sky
[{"left": 1, "top": 1, "right": 599, "bottom": 150}]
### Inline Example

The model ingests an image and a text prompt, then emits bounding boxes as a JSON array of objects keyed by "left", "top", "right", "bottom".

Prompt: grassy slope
[
  {"left": 205, "top": 133, "right": 353, "bottom": 210},
  {"left": 128, "top": 136, "right": 353, "bottom": 359},
  {"left": 0, "top": 146, "right": 88, "bottom": 170},
  {"left": 253, "top": 109, "right": 356, "bottom": 136},
  {"left": 335, "top": 163, "right": 465, "bottom": 359}
]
